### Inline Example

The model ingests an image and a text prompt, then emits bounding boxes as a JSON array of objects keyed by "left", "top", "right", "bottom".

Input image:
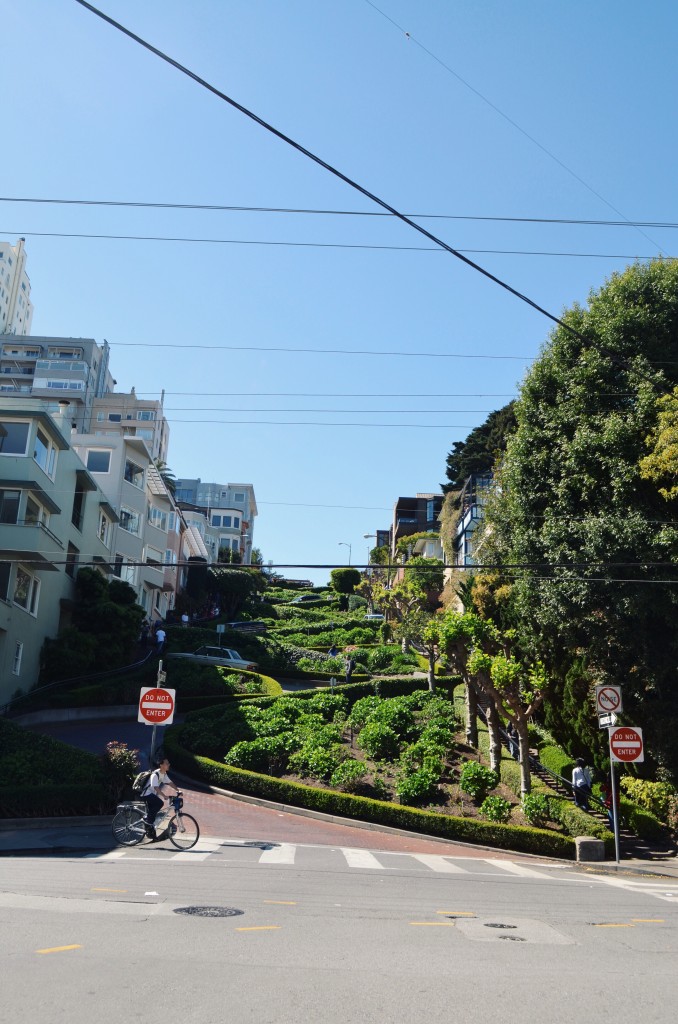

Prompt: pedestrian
[
  {"left": 155, "top": 626, "right": 166, "bottom": 653},
  {"left": 139, "top": 620, "right": 150, "bottom": 648},
  {"left": 571, "top": 757, "right": 592, "bottom": 811},
  {"left": 506, "top": 721, "right": 518, "bottom": 758},
  {"left": 181, "top": 612, "right": 189, "bottom": 627},
  {"left": 344, "top": 656, "right": 356, "bottom": 684},
  {"left": 328, "top": 644, "right": 338, "bottom": 658},
  {"left": 140, "top": 758, "right": 181, "bottom": 840}
]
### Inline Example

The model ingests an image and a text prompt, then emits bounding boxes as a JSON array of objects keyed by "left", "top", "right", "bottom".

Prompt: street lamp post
[
  {"left": 363, "top": 533, "right": 376, "bottom": 567},
  {"left": 338, "top": 541, "right": 352, "bottom": 565}
]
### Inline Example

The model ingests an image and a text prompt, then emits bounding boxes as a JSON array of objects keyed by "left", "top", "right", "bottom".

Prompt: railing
[{"left": 0, "top": 649, "right": 155, "bottom": 718}]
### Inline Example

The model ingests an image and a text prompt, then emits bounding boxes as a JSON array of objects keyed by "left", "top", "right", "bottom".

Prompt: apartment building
[
  {"left": 0, "top": 239, "right": 33, "bottom": 336},
  {"left": 390, "top": 492, "right": 444, "bottom": 561},
  {"left": 174, "top": 478, "right": 257, "bottom": 563},
  {"left": 90, "top": 389, "right": 169, "bottom": 463},
  {"left": 0, "top": 398, "right": 116, "bottom": 701}
]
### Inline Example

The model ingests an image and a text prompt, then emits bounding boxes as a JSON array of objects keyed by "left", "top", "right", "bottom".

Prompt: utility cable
[{"left": 72, "top": 0, "right": 593, "bottom": 342}]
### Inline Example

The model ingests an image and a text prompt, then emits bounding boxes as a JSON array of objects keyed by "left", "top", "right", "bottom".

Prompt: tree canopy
[
  {"left": 479, "top": 260, "right": 678, "bottom": 780},
  {"left": 442, "top": 402, "right": 516, "bottom": 492}
]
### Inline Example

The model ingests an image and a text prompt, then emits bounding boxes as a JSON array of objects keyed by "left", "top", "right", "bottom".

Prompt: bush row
[{"left": 0, "top": 784, "right": 107, "bottom": 818}]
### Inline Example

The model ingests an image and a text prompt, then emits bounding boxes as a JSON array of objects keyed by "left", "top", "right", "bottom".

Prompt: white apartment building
[
  {"left": 90, "top": 389, "right": 170, "bottom": 464},
  {"left": 0, "top": 239, "right": 33, "bottom": 336},
  {"left": 174, "top": 478, "right": 257, "bottom": 563}
]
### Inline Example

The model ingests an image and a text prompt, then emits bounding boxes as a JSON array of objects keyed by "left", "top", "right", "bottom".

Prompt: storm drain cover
[
  {"left": 174, "top": 906, "right": 244, "bottom": 918},
  {"left": 484, "top": 923, "right": 517, "bottom": 930}
]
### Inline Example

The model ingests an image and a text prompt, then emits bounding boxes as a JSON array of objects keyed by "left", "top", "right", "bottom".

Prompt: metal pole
[
  {"left": 150, "top": 724, "right": 157, "bottom": 766},
  {"left": 608, "top": 732, "right": 621, "bottom": 864}
]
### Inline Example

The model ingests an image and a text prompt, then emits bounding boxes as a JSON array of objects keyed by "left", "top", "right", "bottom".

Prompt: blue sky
[{"left": 4, "top": 1, "right": 678, "bottom": 581}]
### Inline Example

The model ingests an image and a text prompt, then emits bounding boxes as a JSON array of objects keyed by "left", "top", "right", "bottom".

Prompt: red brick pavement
[{"left": 178, "top": 779, "right": 523, "bottom": 859}]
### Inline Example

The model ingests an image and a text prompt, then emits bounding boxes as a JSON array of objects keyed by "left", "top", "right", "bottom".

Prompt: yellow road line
[
  {"left": 410, "top": 922, "right": 456, "bottom": 927},
  {"left": 263, "top": 900, "right": 297, "bottom": 905},
  {"left": 90, "top": 888, "right": 128, "bottom": 893},
  {"left": 436, "top": 911, "right": 474, "bottom": 916},
  {"left": 631, "top": 919, "right": 664, "bottom": 923},
  {"left": 592, "top": 923, "right": 635, "bottom": 928},
  {"left": 235, "top": 926, "right": 281, "bottom": 932},
  {"left": 36, "top": 945, "right": 82, "bottom": 954}
]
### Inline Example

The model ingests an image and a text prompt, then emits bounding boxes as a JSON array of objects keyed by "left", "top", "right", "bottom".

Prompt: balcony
[{"left": 0, "top": 520, "right": 64, "bottom": 570}]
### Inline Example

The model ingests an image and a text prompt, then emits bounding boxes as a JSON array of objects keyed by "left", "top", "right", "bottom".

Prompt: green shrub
[
  {"left": 619, "top": 796, "right": 665, "bottom": 840},
  {"left": 348, "top": 696, "right": 383, "bottom": 729},
  {"left": 369, "top": 698, "right": 416, "bottom": 741},
  {"left": 224, "top": 735, "right": 291, "bottom": 774},
  {"left": 480, "top": 795, "right": 512, "bottom": 823},
  {"left": 330, "top": 759, "right": 368, "bottom": 792},
  {"left": 357, "top": 722, "right": 400, "bottom": 761},
  {"left": 538, "top": 744, "right": 575, "bottom": 781},
  {"left": 288, "top": 744, "right": 343, "bottom": 780},
  {"left": 102, "top": 740, "right": 141, "bottom": 802},
  {"left": 399, "top": 742, "right": 445, "bottom": 777},
  {"left": 304, "top": 692, "right": 350, "bottom": 720},
  {"left": 620, "top": 777, "right": 678, "bottom": 828},
  {"left": 396, "top": 769, "right": 439, "bottom": 804},
  {"left": 459, "top": 761, "right": 498, "bottom": 802},
  {"left": 522, "top": 793, "right": 551, "bottom": 828}
]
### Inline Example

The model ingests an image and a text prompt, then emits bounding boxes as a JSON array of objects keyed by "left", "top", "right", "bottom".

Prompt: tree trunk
[
  {"left": 427, "top": 651, "right": 436, "bottom": 693},
  {"left": 486, "top": 700, "right": 502, "bottom": 774},
  {"left": 465, "top": 680, "right": 478, "bottom": 748},
  {"left": 516, "top": 718, "right": 531, "bottom": 796},
  {"left": 401, "top": 638, "right": 409, "bottom": 653}
]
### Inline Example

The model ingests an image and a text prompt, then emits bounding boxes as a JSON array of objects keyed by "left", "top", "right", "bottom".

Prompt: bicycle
[{"left": 111, "top": 793, "right": 200, "bottom": 850}]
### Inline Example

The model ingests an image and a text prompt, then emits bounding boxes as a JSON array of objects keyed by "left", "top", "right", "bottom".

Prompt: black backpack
[{"left": 132, "top": 769, "right": 154, "bottom": 795}]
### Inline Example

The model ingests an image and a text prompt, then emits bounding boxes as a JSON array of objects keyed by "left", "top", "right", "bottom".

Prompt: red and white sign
[
  {"left": 138, "top": 686, "right": 176, "bottom": 725},
  {"left": 595, "top": 684, "right": 622, "bottom": 715},
  {"left": 609, "top": 726, "right": 644, "bottom": 763}
]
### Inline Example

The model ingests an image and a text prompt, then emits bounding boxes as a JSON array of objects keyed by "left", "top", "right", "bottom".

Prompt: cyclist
[{"left": 141, "top": 758, "right": 181, "bottom": 840}]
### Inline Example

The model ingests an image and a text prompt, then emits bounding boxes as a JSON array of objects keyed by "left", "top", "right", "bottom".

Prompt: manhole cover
[
  {"left": 484, "top": 923, "right": 517, "bottom": 930},
  {"left": 174, "top": 906, "right": 244, "bottom": 918}
]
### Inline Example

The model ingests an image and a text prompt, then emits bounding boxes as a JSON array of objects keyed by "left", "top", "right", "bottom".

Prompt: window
[
  {"left": 34, "top": 428, "right": 57, "bottom": 477},
  {"left": 212, "top": 515, "right": 221, "bottom": 526},
  {"left": 145, "top": 546, "right": 163, "bottom": 565},
  {"left": 72, "top": 489, "right": 85, "bottom": 530},
  {"left": 108, "top": 413, "right": 121, "bottom": 422},
  {"left": 113, "top": 554, "right": 123, "bottom": 578},
  {"left": 96, "top": 411, "right": 105, "bottom": 422},
  {"left": 0, "top": 420, "right": 29, "bottom": 454},
  {"left": 12, "top": 641, "right": 23, "bottom": 676},
  {"left": 14, "top": 566, "right": 40, "bottom": 614},
  {"left": 168, "top": 512, "right": 176, "bottom": 531},
  {"left": 124, "top": 460, "right": 144, "bottom": 488},
  {"left": 25, "top": 494, "right": 47, "bottom": 527},
  {"left": 0, "top": 562, "right": 10, "bottom": 601},
  {"left": 119, "top": 507, "right": 141, "bottom": 535},
  {"left": 86, "top": 449, "right": 111, "bottom": 473},
  {"left": 233, "top": 517, "right": 240, "bottom": 528},
  {"left": 147, "top": 505, "right": 168, "bottom": 531},
  {"left": 234, "top": 492, "right": 245, "bottom": 502},
  {"left": 0, "top": 489, "right": 20, "bottom": 524},
  {"left": 164, "top": 549, "right": 177, "bottom": 565},
  {"left": 66, "top": 542, "right": 79, "bottom": 578},
  {"left": 98, "top": 511, "right": 110, "bottom": 546},
  {"left": 137, "top": 410, "right": 155, "bottom": 421},
  {"left": 221, "top": 515, "right": 232, "bottom": 528}
]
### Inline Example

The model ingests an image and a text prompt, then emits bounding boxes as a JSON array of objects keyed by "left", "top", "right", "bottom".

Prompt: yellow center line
[
  {"left": 90, "top": 888, "right": 128, "bottom": 893},
  {"left": 235, "top": 926, "right": 281, "bottom": 932},
  {"left": 592, "top": 923, "right": 635, "bottom": 928},
  {"left": 436, "top": 911, "right": 475, "bottom": 916},
  {"left": 36, "top": 945, "right": 82, "bottom": 954},
  {"left": 410, "top": 921, "right": 456, "bottom": 927},
  {"left": 631, "top": 919, "right": 664, "bottom": 923},
  {"left": 263, "top": 900, "right": 297, "bottom": 905}
]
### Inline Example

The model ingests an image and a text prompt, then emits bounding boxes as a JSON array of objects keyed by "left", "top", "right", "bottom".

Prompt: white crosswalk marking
[
  {"left": 170, "top": 839, "right": 222, "bottom": 862},
  {"left": 411, "top": 854, "right": 469, "bottom": 873},
  {"left": 84, "top": 849, "right": 127, "bottom": 860},
  {"left": 484, "top": 858, "right": 552, "bottom": 878},
  {"left": 258, "top": 843, "right": 296, "bottom": 864},
  {"left": 341, "top": 848, "right": 383, "bottom": 869}
]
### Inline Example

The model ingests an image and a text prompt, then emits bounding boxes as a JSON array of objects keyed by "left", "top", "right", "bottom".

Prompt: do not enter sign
[
  {"left": 609, "top": 726, "right": 644, "bottom": 763},
  {"left": 138, "top": 686, "right": 176, "bottom": 725}
]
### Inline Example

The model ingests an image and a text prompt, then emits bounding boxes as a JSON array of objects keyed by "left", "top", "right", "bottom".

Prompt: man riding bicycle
[{"left": 141, "top": 758, "right": 181, "bottom": 840}]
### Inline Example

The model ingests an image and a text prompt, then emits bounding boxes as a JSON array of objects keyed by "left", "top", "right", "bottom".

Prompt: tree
[
  {"left": 639, "top": 385, "right": 678, "bottom": 501},
  {"left": 207, "top": 567, "right": 266, "bottom": 620},
  {"left": 480, "top": 260, "right": 678, "bottom": 780},
  {"left": 330, "top": 567, "right": 362, "bottom": 596},
  {"left": 442, "top": 402, "right": 516, "bottom": 492},
  {"left": 153, "top": 459, "right": 176, "bottom": 497}
]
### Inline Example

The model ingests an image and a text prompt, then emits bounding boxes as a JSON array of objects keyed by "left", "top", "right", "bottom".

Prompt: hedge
[
  {"left": 164, "top": 727, "right": 575, "bottom": 858},
  {"left": 0, "top": 784, "right": 107, "bottom": 818}
]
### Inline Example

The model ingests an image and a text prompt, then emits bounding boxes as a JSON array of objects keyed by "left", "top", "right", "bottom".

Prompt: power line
[
  {"left": 72, "top": 1, "right": 593, "bottom": 344},
  {"left": 362, "top": 0, "right": 666, "bottom": 257},
  {"left": 138, "top": 390, "right": 518, "bottom": 398},
  {"left": 6, "top": 195, "right": 678, "bottom": 229},
  {"left": 2, "top": 227, "right": 662, "bottom": 260},
  {"left": 110, "top": 341, "right": 530, "bottom": 360}
]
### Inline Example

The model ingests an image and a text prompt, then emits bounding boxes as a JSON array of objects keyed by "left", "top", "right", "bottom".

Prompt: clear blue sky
[{"left": 4, "top": 1, "right": 678, "bottom": 582}]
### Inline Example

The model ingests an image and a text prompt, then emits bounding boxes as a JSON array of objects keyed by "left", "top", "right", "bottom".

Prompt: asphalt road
[{"left": 1, "top": 847, "right": 676, "bottom": 1024}]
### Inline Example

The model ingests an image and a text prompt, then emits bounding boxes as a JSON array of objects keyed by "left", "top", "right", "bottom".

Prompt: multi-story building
[
  {"left": 0, "top": 398, "right": 116, "bottom": 701},
  {"left": 390, "top": 492, "right": 444, "bottom": 561},
  {"left": 90, "top": 389, "right": 169, "bottom": 463},
  {"left": 0, "top": 239, "right": 33, "bottom": 336},
  {"left": 174, "top": 478, "right": 257, "bottom": 563},
  {"left": 0, "top": 334, "right": 113, "bottom": 432},
  {"left": 452, "top": 473, "right": 492, "bottom": 567}
]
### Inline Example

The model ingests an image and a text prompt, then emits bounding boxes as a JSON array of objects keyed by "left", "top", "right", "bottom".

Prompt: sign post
[
  {"left": 607, "top": 725, "right": 644, "bottom": 864},
  {"left": 138, "top": 663, "right": 175, "bottom": 764}
]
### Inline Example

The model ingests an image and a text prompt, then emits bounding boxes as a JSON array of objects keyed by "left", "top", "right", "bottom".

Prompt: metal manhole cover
[
  {"left": 174, "top": 906, "right": 244, "bottom": 918},
  {"left": 484, "top": 923, "right": 517, "bottom": 929}
]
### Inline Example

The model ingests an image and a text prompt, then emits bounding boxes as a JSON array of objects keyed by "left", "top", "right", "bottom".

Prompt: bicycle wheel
[
  {"left": 111, "top": 806, "right": 146, "bottom": 846},
  {"left": 167, "top": 813, "right": 199, "bottom": 850}
]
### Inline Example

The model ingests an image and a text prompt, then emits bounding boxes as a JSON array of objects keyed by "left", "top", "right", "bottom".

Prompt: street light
[
  {"left": 363, "top": 533, "right": 376, "bottom": 566},
  {"left": 338, "top": 541, "right": 352, "bottom": 565}
]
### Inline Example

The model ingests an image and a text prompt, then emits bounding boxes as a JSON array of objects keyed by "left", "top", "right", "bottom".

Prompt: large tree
[
  {"left": 442, "top": 402, "right": 516, "bottom": 492},
  {"left": 480, "top": 260, "right": 678, "bottom": 781}
]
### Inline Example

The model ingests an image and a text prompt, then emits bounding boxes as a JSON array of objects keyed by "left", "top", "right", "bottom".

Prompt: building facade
[
  {"left": 174, "top": 478, "right": 257, "bottom": 563},
  {"left": 0, "top": 239, "right": 33, "bottom": 336}
]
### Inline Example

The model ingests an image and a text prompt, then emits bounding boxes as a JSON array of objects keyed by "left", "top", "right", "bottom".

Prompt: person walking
[
  {"left": 571, "top": 757, "right": 592, "bottom": 811},
  {"left": 344, "top": 656, "right": 356, "bottom": 684},
  {"left": 155, "top": 626, "right": 166, "bottom": 653}
]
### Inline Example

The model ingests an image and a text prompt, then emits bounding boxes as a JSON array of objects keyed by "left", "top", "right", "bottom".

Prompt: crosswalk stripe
[
  {"left": 484, "top": 858, "right": 552, "bottom": 878},
  {"left": 411, "top": 855, "right": 469, "bottom": 874},
  {"left": 170, "top": 839, "right": 221, "bottom": 862},
  {"left": 341, "top": 848, "right": 383, "bottom": 869},
  {"left": 84, "top": 849, "right": 127, "bottom": 860},
  {"left": 258, "top": 843, "right": 296, "bottom": 864}
]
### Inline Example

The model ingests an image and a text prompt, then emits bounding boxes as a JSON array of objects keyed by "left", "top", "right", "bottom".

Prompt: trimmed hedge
[
  {"left": 0, "top": 784, "right": 106, "bottom": 818},
  {"left": 164, "top": 728, "right": 575, "bottom": 858}
]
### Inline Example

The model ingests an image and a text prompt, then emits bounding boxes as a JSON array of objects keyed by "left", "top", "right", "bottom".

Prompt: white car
[
  {"left": 364, "top": 613, "right": 385, "bottom": 622},
  {"left": 167, "top": 646, "right": 258, "bottom": 670},
  {"left": 291, "top": 594, "right": 322, "bottom": 604}
]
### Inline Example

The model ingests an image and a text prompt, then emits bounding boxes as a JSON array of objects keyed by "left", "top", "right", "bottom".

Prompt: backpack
[{"left": 132, "top": 769, "right": 154, "bottom": 795}]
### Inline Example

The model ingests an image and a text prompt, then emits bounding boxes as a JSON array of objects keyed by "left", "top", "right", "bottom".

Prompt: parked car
[
  {"left": 167, "top": 646, "right": 258, "bottom": 670},
  {"left": 223, "top": 620, "right": 267, "bottom": 633},
  {"left": 291, "top": 594, "right": 322, "bottom": 604},
  {"left": 364, "top": 613, "right": 385, "bottom": 621}
]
